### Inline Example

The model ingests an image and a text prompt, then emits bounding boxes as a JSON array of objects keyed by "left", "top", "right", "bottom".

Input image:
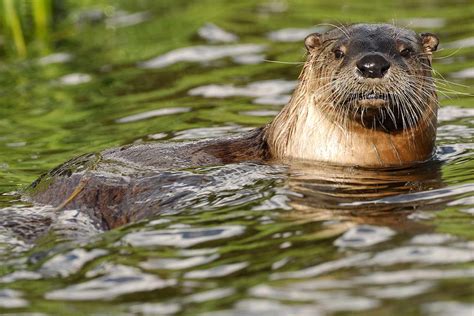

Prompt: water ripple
[
  {"left": 438, "top": 105, "right": 474, "bottom": 121},
  {"left": 267, "top": 27, "right": 327, "bottom": 42},
  {"left": 272, "top": 254, "right": 370, "bottom": 280},
  {"left": 123, "top": 225, "right": 245, "bottom": 248},
  {"left": 116, "top": 107, "right": 191, "bottom": 123},
  {"left": 140, "top": 254, "right": 219, "bottom": 270},
  {"left": 188, "top": 79, "right": 296, "bottom": 105},
  {"left": 366, "top": 246, "right": 474, "bottom": 265},
  {"left": 106, "top": 11, "right": 151, "bottom": 28},
  {"left": 352, "top": 268, "right": 474, "bottom": 284},
  {"left": 250, "top": 285, "right": 379, "bottom": 312},
  {"left": 184, "top": 262, "right": 248, "bottom": 279},
  {"left": 423, "top": 301, "right": 474, "bottom": 316},
  {"left": 58, "top": 73, "right": 92, "bottom": 86},
  {"left": 198, "top": 23, "right": 239, "bottom": 43},
  {"left": 0, "top": 289, "right": 28, "bottom": 308},
  {"left": 214, "top": 299, "right": 324, "bottom": 316},
  {"left": 184, "top": 288, "right": 235, "bottom": 303},
  {"left": 139, "top": 44, "right": 266, "bottom": 69},
  {"left": 365, "top": 281, "right": 434, "bottom": 299},
  {"left": 334, "top": 225, "right": 396, "bottom": 248},
  {"left": 129, "top": 302, "right": 181, "bottom": 315},
  {"left": 40, "top": 248, "right": 108, "bottom": 277},
  {"left": 0, "top": 270, "right": 41, "bottom": 283},
  {"left": 340, "top": 183, "right": 474, "bottom": 206},
  {"left": 45, "top": 265, "right": 176, "bottom": 300}
]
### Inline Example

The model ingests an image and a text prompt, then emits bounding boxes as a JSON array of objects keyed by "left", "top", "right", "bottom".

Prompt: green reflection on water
[{"left": 0, "top": 0, "right": 473, "bottom": 315}]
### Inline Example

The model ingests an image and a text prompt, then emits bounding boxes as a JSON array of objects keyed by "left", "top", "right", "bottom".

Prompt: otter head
[
  {"left": 304, "top": 24, "right": 439, "bottom": 131},
  {"left": 267, "top": 24, "right": 439, "bottom": 167}
]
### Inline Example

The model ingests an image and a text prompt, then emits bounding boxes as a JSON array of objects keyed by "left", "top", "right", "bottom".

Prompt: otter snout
[{"left": 356, "top": 53, "right": 390, "bottom": 78}]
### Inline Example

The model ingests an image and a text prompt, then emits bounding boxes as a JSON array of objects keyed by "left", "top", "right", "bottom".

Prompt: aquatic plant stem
[
  {"left": 3, "top": 0, "right": 27, "bottom": 57},
  {"left": 33, "top": 0, "right": 51, "bottom": 54}
]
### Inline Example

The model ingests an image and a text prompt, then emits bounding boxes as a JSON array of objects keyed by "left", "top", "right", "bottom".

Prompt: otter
[{"left": 25, "top": 24, "right": 439, "bottom": 230}]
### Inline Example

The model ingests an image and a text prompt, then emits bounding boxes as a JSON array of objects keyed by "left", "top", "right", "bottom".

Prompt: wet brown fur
[{"left": 28, "top": 128, "right": 268, "bottom": 229}]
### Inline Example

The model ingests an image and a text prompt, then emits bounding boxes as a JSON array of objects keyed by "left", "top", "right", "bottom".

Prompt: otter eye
[
  {"left": 334, "top": 49, "right": 345, "bottom": 59},
  {"left": 400, "top": 48, "right": 413, "bottom": 57}
]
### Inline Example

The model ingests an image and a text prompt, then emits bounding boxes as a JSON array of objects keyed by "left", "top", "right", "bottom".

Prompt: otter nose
[{"left": 356, "top": 54, "right": 390, "bottom": 78}]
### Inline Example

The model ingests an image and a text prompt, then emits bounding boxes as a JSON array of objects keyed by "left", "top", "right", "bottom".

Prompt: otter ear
[
  {"left": 304, "top": 33, "right": 322, "bottom": 52},
  {"left": 420, "top": 33, "right": 439, "bottom": 53}
]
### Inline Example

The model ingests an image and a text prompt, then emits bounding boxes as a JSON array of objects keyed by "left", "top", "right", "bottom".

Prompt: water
[{"left": 0, "top": 0, "right": 473, "bottom": 315}]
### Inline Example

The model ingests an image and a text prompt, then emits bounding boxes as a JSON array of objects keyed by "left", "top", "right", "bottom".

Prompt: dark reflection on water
[{"left": 288, "top": 160, "right": 443, "bottom": 217}]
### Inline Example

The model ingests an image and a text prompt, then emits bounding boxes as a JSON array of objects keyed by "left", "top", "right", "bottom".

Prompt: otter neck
[{"left": 265, "top": 67, "right": 438, "bottom": 167}]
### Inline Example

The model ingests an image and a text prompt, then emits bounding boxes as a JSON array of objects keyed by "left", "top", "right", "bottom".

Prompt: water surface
[{"left": 0, "top": 0, "right": 473, "bottom": 315}]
